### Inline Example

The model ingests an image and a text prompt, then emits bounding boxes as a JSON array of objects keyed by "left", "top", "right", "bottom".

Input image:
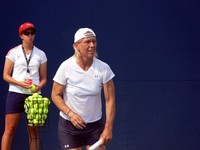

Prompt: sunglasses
[{"left": 23, "top": 31, "right": 35, "bottom": 36}]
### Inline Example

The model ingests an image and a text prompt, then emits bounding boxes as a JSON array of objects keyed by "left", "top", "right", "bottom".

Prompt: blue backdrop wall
[{"left": 1, "top": 0, "right": 200, "bottom": 150}]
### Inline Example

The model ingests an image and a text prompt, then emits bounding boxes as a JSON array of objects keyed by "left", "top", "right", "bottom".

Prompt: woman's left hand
[{"left": 30, "top": 84, "right": 41, "bottom": 93}]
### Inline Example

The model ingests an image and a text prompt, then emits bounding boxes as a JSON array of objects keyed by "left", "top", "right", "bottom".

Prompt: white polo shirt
[
  {"left": 53, "top": 56, "right": 115, "bottom": 123},
  {"left": 5, "top": 44, "right": 47, "bottom": 94}
]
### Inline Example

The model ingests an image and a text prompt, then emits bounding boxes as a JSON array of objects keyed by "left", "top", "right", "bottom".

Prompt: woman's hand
[
  {"left": 30, "top": 84, "right": 41, "bottom": 93},
  {"left": 19, "top": 80, "right": 32, "bottom": 89},
  {"left": 69, "top": 111, "right": 87, "bottom": 129}
]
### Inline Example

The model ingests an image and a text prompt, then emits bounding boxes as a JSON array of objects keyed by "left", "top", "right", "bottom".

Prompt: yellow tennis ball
[{"left": 30, "top": 85, "right": 36, "bottom": 92}]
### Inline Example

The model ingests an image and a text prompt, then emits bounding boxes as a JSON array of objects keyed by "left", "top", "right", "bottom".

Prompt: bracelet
[
  {"left": 66, "top": 109, "right": 71, "bottom": 116},
  {"left": 68, "top": 111, "right": 74, "bottom": 118}
]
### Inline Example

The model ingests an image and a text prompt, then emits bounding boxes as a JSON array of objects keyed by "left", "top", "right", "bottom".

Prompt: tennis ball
[
  {"left": 38, "top": 108, "right": 43, "bottom": 114},
  {"left": 30, "top": 85, "right": 36, "bottom": 92},
  {"left": 32, "top": 93, "right": 38, "bottom": 97},
  {"left": 43, "top": 108, "right": 48, "bottom": 114}
]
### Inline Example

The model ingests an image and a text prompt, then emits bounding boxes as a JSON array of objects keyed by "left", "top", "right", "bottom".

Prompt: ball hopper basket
[{"left": 24, "top": 93, "right": 50, "bottom": 126}]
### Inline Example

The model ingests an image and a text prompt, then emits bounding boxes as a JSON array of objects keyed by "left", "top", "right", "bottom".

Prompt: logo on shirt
[{"left": 64, "top": 144, "right": 69, "bottom": 148}]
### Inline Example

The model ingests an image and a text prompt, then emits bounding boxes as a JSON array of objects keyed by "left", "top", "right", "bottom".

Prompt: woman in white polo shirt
[
  {"left": 51, "top": 28, "right": 116, "bottom": 150},
  {"left": 1, "top": 22, "right": 47, "bottom": 150}
]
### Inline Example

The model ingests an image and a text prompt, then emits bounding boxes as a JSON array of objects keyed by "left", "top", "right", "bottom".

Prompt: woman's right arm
[
  {"left": 3, "top": 58, "right": 31, "bottom": 89},
  {"left": 51, "top": 81, "right": 87, "bottom": 129},
  {"left": 51, "top": 81, "right": 71, "bottom": 115}
]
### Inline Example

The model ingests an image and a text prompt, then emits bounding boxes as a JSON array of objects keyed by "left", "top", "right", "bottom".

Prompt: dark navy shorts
[
  {"left": 58, "top": 115, "right": 104, "bottom": 150},
  {"left": 5, "top": 91, "right": 30, "bottom": 114}
]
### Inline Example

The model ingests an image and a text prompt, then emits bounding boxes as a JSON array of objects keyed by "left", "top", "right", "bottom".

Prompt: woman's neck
[
  {"left": 22, "top": 43, "right": 33, "bottom": 51},
  {"left": 76, "top": 56, "right": 93, "bottom": 71}
]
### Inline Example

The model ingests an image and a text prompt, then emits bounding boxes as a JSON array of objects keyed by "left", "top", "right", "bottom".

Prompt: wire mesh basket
[{"left": 24, "top": 93, "right": 50, "bottom": 126}]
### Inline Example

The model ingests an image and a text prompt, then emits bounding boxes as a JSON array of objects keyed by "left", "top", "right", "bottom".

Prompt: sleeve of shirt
[
  {"left": 53, "top": 61, "right": 68, "bottom": 86},
  {"left": 40, "top": 51, "right": 47, "bottom": 64},
  {"left": 103, "top": 64, "right": 115, "bottom": 84},
  {"left": 5, "top": 48, "right": 15, "bottom": 62}
]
